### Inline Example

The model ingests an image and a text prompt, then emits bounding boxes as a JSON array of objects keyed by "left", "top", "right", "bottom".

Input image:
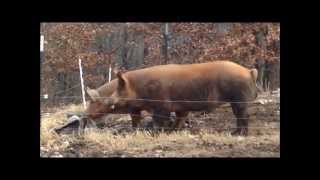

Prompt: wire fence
[
  {"left": 41, "top": 96, "right": 279, "bottom": 103},
  {"left": 40, "top": 96, "right": 280, "bottom": 116},
  {"left": 41, "top": 84, "right": 280, "bottom": 131},
  {"left": 84, "top": 126, "right": 280, "bottom": 131},
  {"left": 41, "top": 112, "right": 279, "bottom": 121},
  {"left": 41, "top": 83, "right": 81, "bottom": 98},
  {"left": 42, "top": 106, "right": 280, "bottom": 131}
]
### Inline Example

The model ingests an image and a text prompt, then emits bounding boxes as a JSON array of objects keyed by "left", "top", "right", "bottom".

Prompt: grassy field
[{"left": 40, "top": 101, "right": 280, "bottom": 158}]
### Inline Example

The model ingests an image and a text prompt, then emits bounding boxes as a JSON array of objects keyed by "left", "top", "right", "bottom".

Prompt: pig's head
[
  {"left": 103, "top": 71, "right": 138, "bottom": 112},
  {"left": 85, "top": 87, "right": 116, "bottom": 119},
  {"left": 85, "top": 71, "right": 137, "bottom": 119}
]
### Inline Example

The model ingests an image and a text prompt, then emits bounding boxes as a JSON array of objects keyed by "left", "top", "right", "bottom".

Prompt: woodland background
[{"left": 40, "top": 23, "right": 280, "bottom": 107}]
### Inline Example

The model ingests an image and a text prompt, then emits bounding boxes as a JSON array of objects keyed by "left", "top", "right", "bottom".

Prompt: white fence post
[
  {"left": 40, "top": 35, "right": 44, "bottom": 52},
  {"left": 79, "top": 58, "right": 86, "bottom": 109},
  {"left": 108, "top": 64, "right": 112, "bottom": 82},
  {"left": 40, "top": 35, "right": 46, "bottom": 101},
  {"left": 165, "top": 23, "right": 168, "bottom": 35}
]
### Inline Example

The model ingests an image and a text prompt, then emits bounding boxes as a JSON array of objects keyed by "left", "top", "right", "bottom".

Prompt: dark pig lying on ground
[{"left": 89, "top": 60, "right": 258, "bottom": 136}]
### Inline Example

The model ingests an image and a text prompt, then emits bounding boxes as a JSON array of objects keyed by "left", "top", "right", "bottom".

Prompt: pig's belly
[{"left": 167, "top": 102, "right": 223, "bottom": 112}]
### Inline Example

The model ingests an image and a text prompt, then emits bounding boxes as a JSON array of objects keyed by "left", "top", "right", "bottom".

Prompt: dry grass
[
  {"left": 40, "top": 104, "right": 84, "bottom": 150},
  {"left": 40, "top": 104, "right": 280, "bottom": 158}
]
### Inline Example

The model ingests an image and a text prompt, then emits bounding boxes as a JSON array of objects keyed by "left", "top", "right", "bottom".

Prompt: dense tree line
[{"left": 40, "top": 23, "right": 280, "bottom": 107}]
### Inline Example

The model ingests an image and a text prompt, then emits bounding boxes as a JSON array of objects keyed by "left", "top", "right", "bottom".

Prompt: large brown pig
[{"left": 88, "top": 60, "right": 258, "bottom": 136}]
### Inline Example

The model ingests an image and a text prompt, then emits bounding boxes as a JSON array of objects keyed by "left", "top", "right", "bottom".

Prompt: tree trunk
[
  {"left": 162, "top": 23, "right": 170, "bottom": 64},
  {"left": 115, "top": 24, "right": 128, "bottom": 69},
  {"left": 254, "top": 26, "right": 268, "bottom": 90},
  {"left": 255, "top": 58, "right": 265, "bottom": 87},
  {"left": 124, "top": 31, "right": 145, "bottom": 70},
  {"left": 267, "top": 59, "right": 280, "bottom": 90}
]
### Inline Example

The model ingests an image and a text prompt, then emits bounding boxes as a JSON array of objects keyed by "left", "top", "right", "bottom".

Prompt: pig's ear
[
  {"left": 86, "top": 87, "right": 100, "bottom": 102},
  {"left": 116, "top": 71, "right": 126, "bottom": 90},
  {"left": 113, "top": 67, "right": 119, "bottom": 75}
]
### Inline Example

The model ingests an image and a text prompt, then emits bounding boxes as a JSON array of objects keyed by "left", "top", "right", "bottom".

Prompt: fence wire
[
  {"left": 41, "top": 109, "right": 280, "bottom": 130},
  {"left": 41, "top": 96, "right": 279, "bottom": 104},
  {"left": 41, "top": 83, "right": 81, "bottom": 98},
  {"left": 83, "top": 126, "right": 279, "bottom": 131},
  {"left": 41, "top": 87, "right": 280, "bottom": 131},
  {"left": 41, "top": 112, "right": 279, "bottom": 120}
]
